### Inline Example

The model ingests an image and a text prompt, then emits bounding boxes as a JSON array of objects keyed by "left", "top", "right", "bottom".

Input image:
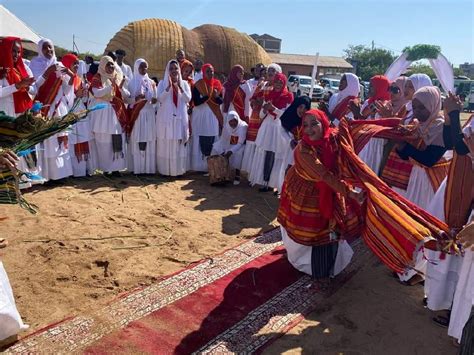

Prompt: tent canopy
[{"left": 0, "top": 5, "right": 41, "bottom": 52}]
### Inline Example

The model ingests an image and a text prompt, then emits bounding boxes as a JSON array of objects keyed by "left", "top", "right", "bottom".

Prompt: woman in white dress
[
  {"left": 357, "top": 75, "right": 391, "bottom": 175},
  {"left": 89, "top": 56, "right": 129, "bottom": 175},
  {"left": 60, "top": 53, "right": 98, "bottom": 177},
  {"left": 211, "top": 110, "right": 248, "bottom": 185},
  {"left": 249, "top": 72, "right": 293, "bottom": 192},
  {"left": 188, "top": 63, "right": 223, "bottom": 172},
  {"left": 156, "top": 60, "right": 191, "bottom": 176},
  {"left": 128, "top": 58, "right": 158, "bottom": 174},
  {"left": 29, "top": 38, "right": 74, "bottom": 181}
]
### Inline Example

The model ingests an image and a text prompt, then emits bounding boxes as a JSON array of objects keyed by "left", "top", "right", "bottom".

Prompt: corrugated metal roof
[{"left": 269, "top": 53, "right": 353, "bottom": 69}]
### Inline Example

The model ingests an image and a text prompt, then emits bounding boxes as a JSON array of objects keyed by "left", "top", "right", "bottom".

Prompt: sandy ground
[{"left": 0, "top": 172, "right": 458, "bottom": 354}]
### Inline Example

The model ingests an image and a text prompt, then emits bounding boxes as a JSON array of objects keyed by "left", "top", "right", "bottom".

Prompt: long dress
[
  {"left": 128, "top": 79, "right": 158, "bottom": 174},
  {"left": 90, "top": 75, "right": 129, "bottom": 173},
  {"left": 241, "top": 81, "right": 267, "bottom": 174},
  {"left": 156, "top": 81, "right": 191, "bottom": 176},
  {"left": 63, "top": 82, "right": 98, "bottom": 177},
  {"left": 278, "top": 141, "right": 354, "bottom": 278},
  {"left": 188, "top": 80, "right": 223, "bottom": 172},
  {"left": 35, "top": 71, "right": 74, "bottom": 180}
]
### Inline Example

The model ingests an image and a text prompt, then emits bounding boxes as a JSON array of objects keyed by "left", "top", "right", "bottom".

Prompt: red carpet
[{"left": 7, "top": 228, "right": 369, "bottom": 354}]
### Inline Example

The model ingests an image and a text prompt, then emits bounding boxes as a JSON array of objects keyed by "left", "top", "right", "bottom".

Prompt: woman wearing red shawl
[
  {"left": 188, "top": 63, "right": 224, "bottom": 172},
  {"left": 30, "top": 38, "right": 76, "bottom": 181},
  {"left": 89, "top": 55, "right": 130, "bottom": 175},
  {"left": 222, "top": 65, "right": 251, "bottom": 123},
  {"left": 357, "top": 75, "right": 391, "bottom": 175},
  {"left": 248, "top": 72, "right": 293, "bottom": 191},
  {"left": 0, "top": 37, "right": 35, "bottom": 116},
  {"left": 61, "top": 53, "right": 98, "bottom": 177},
  {"left": 278, "top": 109, "right": 363, "bottom": 280}
]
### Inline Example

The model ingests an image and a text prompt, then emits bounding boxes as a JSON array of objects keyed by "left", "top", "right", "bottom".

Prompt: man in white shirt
[
  {"left": 247, "top": 63, "right": 265, "bottom": 95},
  {"left": 193, "top": 59, "right": 203, "bottom": 82},
  {"left": 115, "top": 49, "right": 133, "bottom": 82}
]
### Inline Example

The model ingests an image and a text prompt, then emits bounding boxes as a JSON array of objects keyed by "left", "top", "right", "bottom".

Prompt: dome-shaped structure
[{"left": 104, "top": 19, "right": 272, "bottom": 78}]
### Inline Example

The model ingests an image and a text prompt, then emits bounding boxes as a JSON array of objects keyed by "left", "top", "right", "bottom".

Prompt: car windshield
[
  {"left": 331, "top": 80, "right": 340, "bottom": 87},
  {"left": 300, "top": 78, "right": 312, "bottom": 85}
]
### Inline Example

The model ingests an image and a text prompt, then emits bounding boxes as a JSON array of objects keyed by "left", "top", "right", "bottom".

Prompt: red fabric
[
  {"left": 0, "top": 37, "right": 33, "bottom": 113},
  {"left": 36, "top": 70, "right": 62, "bottom": 116},
  {"left": 223, "top": 64, "right": 244, "bottom": 112},
  {"left": 172, "top": 83, "right": 178, "bottom": 107},
  {"left": 332, "top": 96, "right": 356, "bottom": 120},
  {"left": 367, "top": 75, "right": 391, "bottom": 104},
  {"left": 301, "top": 109, "right": 337, "bottom": 220},
  {"left": 201, "top": 63, "right": 222, "bottom": 93},
  {"left": 265, "top": 73, "right": 293, "bottom": 110},
  {"left": 61, "top": 53, "right": 82, "bottom": 91}
]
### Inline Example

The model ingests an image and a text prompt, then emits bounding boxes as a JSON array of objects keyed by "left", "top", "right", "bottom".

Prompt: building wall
[
  {"left": 460, "top": 62, "right": 474, "bottom": 78},
  {"left": 279, "top": 64, "right": 352, "bottom": 78}
]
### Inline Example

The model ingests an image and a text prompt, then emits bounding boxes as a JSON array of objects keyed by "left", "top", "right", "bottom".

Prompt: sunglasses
[{"left": 389, "top": 86, "right": 401, "bottom": 94}]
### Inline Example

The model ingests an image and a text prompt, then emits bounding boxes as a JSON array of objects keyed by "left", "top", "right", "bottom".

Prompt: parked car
[
  {"left": 320, "top": 77, "right": 340, "bottom": 95},
  {"left": 287, "top": 75, "right": 324, "bottom": 100}
]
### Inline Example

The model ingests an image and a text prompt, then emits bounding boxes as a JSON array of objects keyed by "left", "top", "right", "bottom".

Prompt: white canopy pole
[{"left": 309, "top": 52, "right": 319, "bottom": 99}]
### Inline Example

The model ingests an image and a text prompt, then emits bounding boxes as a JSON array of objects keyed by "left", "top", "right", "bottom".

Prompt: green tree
[
  {"left": 343, "top": 45, "right": 396, "bottom": 81},
  {"left": 405, "top": 63, "right": 435, "bottom": 78}
]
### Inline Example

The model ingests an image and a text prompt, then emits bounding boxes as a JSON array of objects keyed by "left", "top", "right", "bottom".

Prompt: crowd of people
[{"left": 0, "top": 35, "right": 473, "bottom": 352}]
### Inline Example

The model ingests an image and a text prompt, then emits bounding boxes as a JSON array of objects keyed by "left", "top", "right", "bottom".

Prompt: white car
[
  {"left": 287, "top": 75, "right": 324, "bottom": 100},
  {"left": 320, "top": 77, "right": 340, "bottom": 95}
]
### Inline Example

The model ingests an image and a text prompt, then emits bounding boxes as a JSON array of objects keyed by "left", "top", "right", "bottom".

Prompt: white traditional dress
[
  {"left": 89, "top": 56, "right": 129, "bottom": 173},
  {"left": 156, "top": 60, "right": 191, "bottom": 176},
  {"left": 127, "top": 59, "right": 158, "bottom": 174},
  {"left": 211, "top": 110, "right": 248, "bottom": 170}
]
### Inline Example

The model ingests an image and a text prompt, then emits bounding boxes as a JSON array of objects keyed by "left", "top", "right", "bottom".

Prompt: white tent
[{"left": 0, "top": 5, "right": 41, "bottom": 52}]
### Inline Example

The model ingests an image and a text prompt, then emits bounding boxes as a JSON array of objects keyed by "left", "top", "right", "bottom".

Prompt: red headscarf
[
  {"left": 223, "top": 64, "right": 244, "bottom": 112},
  {"left": 180, "top": 59, "right": 194, "bottom": 83},
  {"left": 301, "top": 109, "right": 337, "bottom": 219},
  {"left": 0, "top": 37, "right": 33, "bottom": 113},
  {"left": 61, "top": 53, "right": 82, "bottom": 90},
  {"left": 368, "top": 75, "right": 391, "bottom": 104},
  {"left": 201, "top": 63, "right": 222, "bottom": 92},
  {"left": 266, "top": 73, "right": 293, "bottom": 109}
]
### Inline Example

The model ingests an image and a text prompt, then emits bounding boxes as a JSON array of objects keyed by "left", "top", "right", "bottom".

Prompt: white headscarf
[
  {"left": 328, "top": 73, "right": 360, "bottom": 113},
  {"left": 158, "top": 59, "right": 185, "bottom": 93},
  {"left": 128, "top": 58, "right": 152, "bottom": 97},
  {"left": 267, "top": 63, "right": 282, "bottom": 74},
  {"left": 98, "top": 56, "right": 123, "bottom": 86},
  {"left": 408, "top": 73, "right": 433, "bottom": 92},
  {"left": 221, "top": 110, "right": 248, "bottom": 147},
  {"left": 29, "top": 38, "right": 57, "bottom": 78}
]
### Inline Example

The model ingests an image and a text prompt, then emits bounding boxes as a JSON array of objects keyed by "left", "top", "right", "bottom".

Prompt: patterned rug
[{"left": 6, "top": 228, "right": 371, "bottom": 354}]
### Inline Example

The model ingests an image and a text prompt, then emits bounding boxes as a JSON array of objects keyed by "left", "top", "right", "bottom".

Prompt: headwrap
[
  {"left": 128, "top": 58, "right": 152, "bottom": 98},
  {"left": 280, "top": 95, "right": 311, "bottom": 133},
  {"left": 413, "top": 86, "right": 444, "bottom": 147},
  {"left": 98, "top": 56, "right": 123, "bottom": 86},
  {"left": 223, "top": 64, "right": 245, "bottom": 113},
  {"left": 29, "top": 38, "right": 57, "bottom": 79},
  {"left": 267, "top": 63, "right": 282, "bottom": 74},
  {"left": 0, "top": 37, "right": 33, "bottom": 113},
  {"left": 408, "top": 73, "right": 433, "bottom": 92},
  {"left": 391, "top": 76, "right": 409, "bottom": 113},
  {"left": 61, "top": 53, "right": 81, "bottom": 90},
  {"left": 328, "top": 73, "right": 360, "bottom": 114},
  {"left": 266, "top": 73, "right": 293, "bottom": 109},
  {"left": 368, "top": 75, "right": 391, "bottom": 104},
  {"left": 201, "top": 63, "right": 223, "bottom": 92},
  {"left": 301, "top": 109, "right": 337, "bottom": 219},
  {"left": 180, "top": 59, "right": 194, "bottom": 81}
]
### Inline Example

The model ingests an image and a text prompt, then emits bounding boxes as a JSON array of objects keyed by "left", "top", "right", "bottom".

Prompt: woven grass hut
[{"left": 104, "top": 19, "right": 272, "bottom": 78}]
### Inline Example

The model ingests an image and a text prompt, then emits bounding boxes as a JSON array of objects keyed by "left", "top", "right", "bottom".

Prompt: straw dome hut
[{"left": 104, "top": 19, "right": 272, "bottom": 78}]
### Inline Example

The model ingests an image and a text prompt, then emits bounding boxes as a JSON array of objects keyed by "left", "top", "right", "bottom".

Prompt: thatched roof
[
  {"left": 269, "top": 53, "right": 353, "bottom": 69},
  {"left": 105, "top": 19, "right": 272, "bottom": 77}
]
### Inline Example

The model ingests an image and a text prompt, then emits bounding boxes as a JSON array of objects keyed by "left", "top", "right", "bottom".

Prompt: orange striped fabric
[
  {"left": 410, "top": 157, "right": 450, "bottom": 193},
  {"left": 444, "top": 152, "right": 474, "bottom": 229},
  {"left": 380, "top": 149, "right": 413, "bottom": 190}
]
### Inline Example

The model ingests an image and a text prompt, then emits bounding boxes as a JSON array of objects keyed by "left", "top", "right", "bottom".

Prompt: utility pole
[{"left": 371, "top": 40, "right": 375, "bottom": 51}]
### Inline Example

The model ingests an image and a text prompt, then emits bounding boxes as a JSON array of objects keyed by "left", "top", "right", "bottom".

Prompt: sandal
[
  {"left": 0, "top": 238, "right": 8, "bottom": 249},
  {"left": 432, "top": 314, "right": 450, "bottom": 328}
]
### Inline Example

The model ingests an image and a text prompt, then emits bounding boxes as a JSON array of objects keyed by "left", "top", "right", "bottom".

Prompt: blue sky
[{"left": 3, "top": 0, "right": 473, "bottom": 65}]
